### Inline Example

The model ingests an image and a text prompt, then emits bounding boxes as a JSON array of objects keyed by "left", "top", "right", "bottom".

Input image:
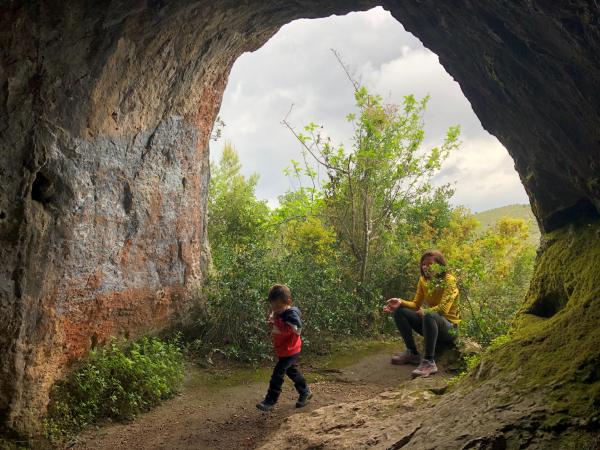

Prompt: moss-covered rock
[{"left": 477, "top": 219, "right": 600, "bottom": 421}]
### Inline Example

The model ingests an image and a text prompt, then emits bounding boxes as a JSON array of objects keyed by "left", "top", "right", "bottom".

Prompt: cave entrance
[
  {"left": 215, "top": 7, "right": 530, "bottom": 215},
  {"left": 208, "top": 8, "right": 540, "bottom": 343},
  {"left": 1, "top": 1, "right": 597, "bottom": 439}
]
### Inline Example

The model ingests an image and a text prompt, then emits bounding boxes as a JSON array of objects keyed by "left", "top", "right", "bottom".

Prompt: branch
[
  {"left": 282, "top": 110, "right": 349, "bottom": 175},
  {"left": 330, "top": 49, "right": 359, "bottom": 92}
]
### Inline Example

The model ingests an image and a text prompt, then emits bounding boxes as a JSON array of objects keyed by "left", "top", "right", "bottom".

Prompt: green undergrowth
[
  {"left": 458, "top": 219, "right": 600, "bottom": 426},
  {"left": 187, "top": 338, "right": 398, "bottom": 390},
  {"left": 43, "top": 336, "right": 184, "bottom": 443},
  {"left": 447, "top": 333, "right": 510, "bottom": 388},
  {"left": 0, "top": 431, "right": 29, "bottom": 450}
]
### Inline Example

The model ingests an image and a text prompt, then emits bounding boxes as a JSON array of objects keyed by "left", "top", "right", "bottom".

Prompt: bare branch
[{"left": 330, "top": 49, "right": 359, "bottom": 92}]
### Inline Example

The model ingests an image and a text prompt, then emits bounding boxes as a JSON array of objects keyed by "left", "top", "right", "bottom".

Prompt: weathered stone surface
[
  {"left": 259, "top": 377, "right": 447, "bottom": 450},
  {"left": 0, "top": 0, "right": 599, "bottom": 439}
]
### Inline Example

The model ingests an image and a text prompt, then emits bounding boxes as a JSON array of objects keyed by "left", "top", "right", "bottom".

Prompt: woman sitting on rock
[{"left": 383, "top": 250, "right": 460, "bottom": 377}]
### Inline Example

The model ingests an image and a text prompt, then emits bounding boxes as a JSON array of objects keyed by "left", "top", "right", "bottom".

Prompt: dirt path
[{"left": 72, "top": 344, "right": 432, "bottom": 450}]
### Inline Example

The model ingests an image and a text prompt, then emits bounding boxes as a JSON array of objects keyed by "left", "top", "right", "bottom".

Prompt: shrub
[
  {"left": 192, "top": 239, "right": 385, "bottom": 363},
  {"left": 44, "top": 336, "right": 184, "bottom": 442}
]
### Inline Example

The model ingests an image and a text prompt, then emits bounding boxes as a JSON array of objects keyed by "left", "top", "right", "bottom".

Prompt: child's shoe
[
  {"left": 256, "top": 400, "right": 276, "bottom": 411},
  {"left": 296, "top": 390, "right": 313, "bottom": 408}
]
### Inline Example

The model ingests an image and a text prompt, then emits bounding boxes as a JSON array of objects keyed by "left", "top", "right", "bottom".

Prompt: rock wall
[{"left": 1, "top": 0, "right": 598, "bottom": 437}]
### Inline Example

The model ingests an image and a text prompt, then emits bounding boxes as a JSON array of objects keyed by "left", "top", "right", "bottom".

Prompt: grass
[{"left": 186, "top": 337, "right": 399, "bottom": 390}]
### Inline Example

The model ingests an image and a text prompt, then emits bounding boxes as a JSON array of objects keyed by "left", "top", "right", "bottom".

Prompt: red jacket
[{"left": 271, "top": 307, "right": 302, "bottom": 357}]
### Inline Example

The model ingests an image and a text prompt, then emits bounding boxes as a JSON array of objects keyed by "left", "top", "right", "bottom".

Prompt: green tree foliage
[
  {"left": 456, "top": 218, "right": 536, "bottom": 345},
  {"left": 208, "top": 141, "right": 269, "bottom": 252},
  {"left": 284, "top": 85, "right": 460, "bottom": 285},
  {"left": 194, "top": 73, "right": 536, "bottom": 362}
]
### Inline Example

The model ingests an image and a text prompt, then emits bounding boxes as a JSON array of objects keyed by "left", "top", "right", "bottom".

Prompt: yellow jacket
[{"left": 402, "top": 274, "right": 460, "bottom": 324}]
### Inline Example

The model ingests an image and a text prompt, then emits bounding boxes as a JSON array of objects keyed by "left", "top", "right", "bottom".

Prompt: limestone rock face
[{"left": 0, "top": 0, "right": 599, "bottom": 437}]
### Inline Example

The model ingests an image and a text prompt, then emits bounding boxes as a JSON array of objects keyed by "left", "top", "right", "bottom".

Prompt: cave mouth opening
[
  {"left": 214, "top": 6, "right": 530, "bottom": 214},
  {"left": 207, "top": 8, "right": 540, "bottom": 321},
  {"left": 2, "top": 1, "right": 600, "bottom": 439}
]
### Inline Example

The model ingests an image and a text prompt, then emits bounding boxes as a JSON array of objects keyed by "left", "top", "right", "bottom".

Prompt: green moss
[
  {"left": 186, "top": 365, "right": 273, "bottom": 390},
  {"left": 314, "top": 339, "right": 398, "bottom": 371},
  {"left": 465, "top": 219, "right": 600, "bottom": 423},
  {"left": 187, "top": 338, "right": 398, "bottom": 390}
]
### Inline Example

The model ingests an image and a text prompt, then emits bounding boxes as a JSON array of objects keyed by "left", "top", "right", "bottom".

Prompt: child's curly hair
[{"left": 268, "top": 284, "right": 292, "bottom": 304}]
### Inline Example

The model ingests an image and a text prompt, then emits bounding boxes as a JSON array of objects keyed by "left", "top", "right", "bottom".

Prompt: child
[{"left": 256, "top": 284, "right": 312, "bottom": 411}]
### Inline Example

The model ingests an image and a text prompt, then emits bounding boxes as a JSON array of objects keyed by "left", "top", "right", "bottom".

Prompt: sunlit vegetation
[{"left": 190, "top": 82, "right": 536, "bottom": 363}]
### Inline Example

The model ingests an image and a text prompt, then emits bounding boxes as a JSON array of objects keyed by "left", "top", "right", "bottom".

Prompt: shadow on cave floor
[{"left": 71, "top": 345, "right": 450, "bottom": 450}]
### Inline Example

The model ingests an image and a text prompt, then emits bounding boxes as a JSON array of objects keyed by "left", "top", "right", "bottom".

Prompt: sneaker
[
  {"left": 411, "top": 360, "right": 438, "bottom": 377},
  {"left": 391, "top": 350, "right": 421, "bottom": 365},
  {"left": 256, "top": 400, "right": 276, "bottom": 411},
  {"left": 296, "top": 390, "right": 313, "bottom": 408}
]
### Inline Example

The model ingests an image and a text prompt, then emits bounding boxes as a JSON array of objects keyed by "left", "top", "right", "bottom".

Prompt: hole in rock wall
[
  {"left": 0, "top": 211, "right": 6, "bottom": 220},
  {"left": 528, "top": 290, "right": 568, "bottom": 318},
  {"left": 122, "top": 181, "right": 134, "bottom": 214},
  {"left": 544, "top": 198, "right": 598, "bottom": 231},
  {"left": 31, "top": 171, "right": 54, "bottom": 204}
]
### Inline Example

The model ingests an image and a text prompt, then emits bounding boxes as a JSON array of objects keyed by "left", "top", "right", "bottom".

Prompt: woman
[{"left": 384, "top": 250, "right": 459, "bottom": 377}]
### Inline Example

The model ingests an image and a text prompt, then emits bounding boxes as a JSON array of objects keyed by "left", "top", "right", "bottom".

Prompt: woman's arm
[{"left": 400, "top": 278, "right": 425, "bottom": 310}]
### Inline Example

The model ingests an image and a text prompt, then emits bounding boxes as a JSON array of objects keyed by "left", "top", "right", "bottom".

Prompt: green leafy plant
[
  {"left": 447, "top": 351, "right": 483, "bottom": 388},
  {"left": 43, "top": 336, "right": 184, "bottom": 442}
]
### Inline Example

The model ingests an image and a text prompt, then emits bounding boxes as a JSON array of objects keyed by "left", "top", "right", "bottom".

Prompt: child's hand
[{"left": 267, "top": 312, "right": 275, "bottom": 325}]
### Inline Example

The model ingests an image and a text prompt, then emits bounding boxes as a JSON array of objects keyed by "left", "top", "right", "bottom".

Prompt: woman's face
[{"left": 421, "top": 256, "right": 435, "bottom": 278}]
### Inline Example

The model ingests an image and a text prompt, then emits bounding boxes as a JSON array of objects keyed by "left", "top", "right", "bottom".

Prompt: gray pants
[{"left": 393, "top": 307, "right": 456, "bottom": 361}]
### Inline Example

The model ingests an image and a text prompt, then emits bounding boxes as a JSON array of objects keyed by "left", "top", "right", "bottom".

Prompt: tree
[
  {"left": 208, "top": 141, "right": 269, "bottom": 255},
  {"left": 283, "top": 57, "right": 461, "bottom": 285}
]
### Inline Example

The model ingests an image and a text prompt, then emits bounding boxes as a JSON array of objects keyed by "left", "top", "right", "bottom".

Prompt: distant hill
[{"left": 474, "top": 204, "right": 540, "bottom": 246}]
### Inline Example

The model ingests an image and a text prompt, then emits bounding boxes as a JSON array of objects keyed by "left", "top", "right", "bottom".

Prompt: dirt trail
[{"left": 73, "top": 345, "right": 436, "bottom": 450}]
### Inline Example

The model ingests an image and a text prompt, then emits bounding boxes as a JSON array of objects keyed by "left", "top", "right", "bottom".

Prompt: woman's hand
[
  {"left": 415, "top": 308, "right": 424, "bottom": 318},
  {"left": 383, "top": 298, "right": 402, "bottom": 313}
]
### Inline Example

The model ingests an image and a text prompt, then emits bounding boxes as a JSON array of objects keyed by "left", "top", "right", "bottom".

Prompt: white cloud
[
  {"left": 433, "top": 138, "right": 528, "bottom": 211},
  {"left": 214, "top": 6, "right": 528, "bottom": 212}
]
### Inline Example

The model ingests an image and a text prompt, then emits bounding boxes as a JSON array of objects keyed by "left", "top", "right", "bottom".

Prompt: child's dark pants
[{"left": 265, "top": 353, "right": 308, "bottom": 404}]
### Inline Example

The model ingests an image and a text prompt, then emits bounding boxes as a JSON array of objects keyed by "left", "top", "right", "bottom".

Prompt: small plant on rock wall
[{"left": 43, "top": 336, "right": 184, "bottom": 442}]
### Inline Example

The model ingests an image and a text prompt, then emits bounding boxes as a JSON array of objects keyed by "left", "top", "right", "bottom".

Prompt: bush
[
  {"left": 190, "top": 238, "right": 385, "bottom": 364},
  {"left": 195, "top": 141, "right": 536, "bottom": 363},
  {"left": 456, "top": 219, "right": 536, "bottom": 346},
  {"left": 44, "top": 336, "right": 184, "bottom": 442}
]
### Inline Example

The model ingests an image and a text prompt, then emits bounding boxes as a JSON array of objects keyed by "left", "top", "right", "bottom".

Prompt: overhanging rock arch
[{"left": 0, "top": 0, "right": 598, "bottom": 440}]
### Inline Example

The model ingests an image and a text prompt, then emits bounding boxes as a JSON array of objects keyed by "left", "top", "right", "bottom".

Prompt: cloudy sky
[{"left": 214, "top": 7, "right": 528, "bottom": 212}]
